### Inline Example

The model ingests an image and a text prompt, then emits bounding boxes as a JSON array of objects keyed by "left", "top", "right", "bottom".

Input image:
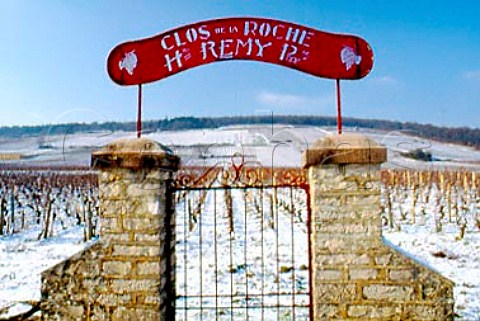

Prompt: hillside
[
  {"left": 1, "top": 124, "right": 480, "bottom": 171},
  {"left": 1, "top": 115, "right": 480, "bottom": 149}
]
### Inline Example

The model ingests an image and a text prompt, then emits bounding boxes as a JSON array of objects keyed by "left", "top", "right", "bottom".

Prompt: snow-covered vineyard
[
  {"left": 0, "top": 168, "right": 479, "bottom": 320},
  {"left": 175, "top": 186, "right": 310, "bottom": 320},
  {"left": 381, "top": 170, "right": 480, "bottom": 320}
]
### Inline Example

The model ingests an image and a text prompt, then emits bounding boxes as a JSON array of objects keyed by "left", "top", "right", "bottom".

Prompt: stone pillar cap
[
  {"left": 302, "top": 133, "right": 386, "bottom": 167},
  {"left": 91, "top": 137, "right": 180, "bottom": 170}
]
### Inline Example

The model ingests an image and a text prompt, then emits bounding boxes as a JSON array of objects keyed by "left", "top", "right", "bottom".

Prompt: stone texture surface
[
  {"left": 40, "top": 138, "right": 177, "bottom": 320},
  {"left": 302, "top": 133, "right": 387, "bottom": 167},
  {"left": 306, "top": 134, "right": 454, "bottom": 321},
  {"left": 91, "top": 137, "right": 179, "bottom": 170},
  {"left": 39, "top": 135, "right": 455, "bottom": 320}
]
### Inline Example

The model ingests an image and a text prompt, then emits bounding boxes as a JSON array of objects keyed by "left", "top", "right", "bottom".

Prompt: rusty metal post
[
  {"left": 336, "top": 79, "right": 342, "bottom": 135},
  {"left": 137, "top": 84, "right": 142, "bottom": 138}
]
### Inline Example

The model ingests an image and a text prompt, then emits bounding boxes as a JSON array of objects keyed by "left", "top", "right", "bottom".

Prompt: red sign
[{"left": 107, "top": 17, "right": 374, "bottom": 86}]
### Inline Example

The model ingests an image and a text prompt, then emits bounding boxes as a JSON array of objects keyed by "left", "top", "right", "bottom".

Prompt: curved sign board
[{"left": 107, "top": 17, "right": 374, "bottom": 86}]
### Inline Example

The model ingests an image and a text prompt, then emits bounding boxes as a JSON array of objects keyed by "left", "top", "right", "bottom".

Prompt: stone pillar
[
  {"left": 41, "top": 138, "right": 179, "bottom": 321},
  {"left": 303, "top": 134, "right": 454, "bottom": 321}
]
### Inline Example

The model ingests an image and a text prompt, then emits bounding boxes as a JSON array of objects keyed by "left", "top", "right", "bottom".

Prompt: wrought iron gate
[{"left": 172, "top": 162, "right": 312, "bottom": 321}]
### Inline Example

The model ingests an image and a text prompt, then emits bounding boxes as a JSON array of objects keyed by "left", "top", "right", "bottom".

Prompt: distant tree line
[{"left": 0, "top": 115, "right": 479, "bottom": 149}]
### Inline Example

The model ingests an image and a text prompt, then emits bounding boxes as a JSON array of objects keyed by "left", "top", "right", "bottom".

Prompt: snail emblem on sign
[
  {"left": 340, "top": 46, "right": 362, "bottom": 71},
  {"left": 119, "top": 50, "right": 138, "bottom": 75}
]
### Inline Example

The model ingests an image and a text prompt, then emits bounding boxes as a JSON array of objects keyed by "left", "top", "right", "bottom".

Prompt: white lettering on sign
[
  {"left": 285, "top": 27, "right": 300, "bottom": 43},
  {"left": 219, "top": 39, "right": 234, "bottom": 59},
  {"left": 299, "top": 31, "right": 314, "bottom": 47},
  {"left": 198, "top": 25, "right": 211, "bottom": 39},
  {"left": 164, "top": 50, "right": 183, "bottom": 72},
  {"left": 241, "top": 20, "right": 314, "bottom": 63},
  {"left": 159, "top": 21, "right": 315, "bottom": 73},
  {"left": 301, "top": 50, "right": 310, "bottom": 61},
  {"left": 243, "top": 21, "right": 258, "bottom": 37},
  {"left": 201, "top": 38, "right": 273, "bottom": 60},
  {"left": 161, "top": 25, "right": 211, "bottom": 51},
  {"left": 173, "top": 32, "right": 186, "bottom": 47},
  {"left": 182, "top": 48, "right": 192, "bottom": 61},
  {"left": 185, "top": 28, "right": 198, "bottom": 42},
  {"left": 215, "top": 27, "right": 225, "bottom": 34},
  {"left": 243, "top": 20, "right": 313, "bottom": 47},
  {"left": 255, "top": 39, "right": 272, "bottom": 57},
  {"left": 201, "top": 41, "right": 217, "bottom": 59},
  {"left": 259, "top": 23, "right": 271, "bottom": 37},
  {"left": 235, "top": 39, "right": 253, "bottom": 56},
  {"left": 244, "top": 21, "right": 277, "bottom": 38},
  {"left": 161, "top": 35, "right": 174, "bottom": 50},
  {"left": 279, "top": 44, "right": 298, "bottom": 62},
  {"left": 272, "top": 24, "right": 285, "bottom": 39}
]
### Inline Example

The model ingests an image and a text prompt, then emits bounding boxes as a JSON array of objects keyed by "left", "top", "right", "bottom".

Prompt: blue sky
[{"left": 1, "top": 1, "right": 479, "bottom": 128}]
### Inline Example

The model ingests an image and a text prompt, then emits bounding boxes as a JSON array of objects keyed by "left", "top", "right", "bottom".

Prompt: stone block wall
[
  {"left": 305, "top": 134, "right": 454, "bottom": 321},
  {"left": 40, "top": 138, "right": 178, "bottom": 320},
  {"left": 39, "top": 134, "right": 454, "bottom": 320}
]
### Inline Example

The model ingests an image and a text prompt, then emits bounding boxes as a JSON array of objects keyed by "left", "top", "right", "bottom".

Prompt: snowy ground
[
  {"left": 383, "top": 228, "right": 480, "bottom": 321},
  {"left": 3, "top": 125, "right": 480, "bottom": 170},
  {"left": 1, "top": 126, "right": 480, "bottom": 319},
  {"left": 1, "top": 186, "right": 479, "bottom": 320},
  {"left": 382, "top": 184, "right": 480, "bottom": 321},
  {"left": 175, "top": 188, "right": 310, "bottom": 320},
  {"left": 0, "top": 226, "right": 95, "bottom": 318}
]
